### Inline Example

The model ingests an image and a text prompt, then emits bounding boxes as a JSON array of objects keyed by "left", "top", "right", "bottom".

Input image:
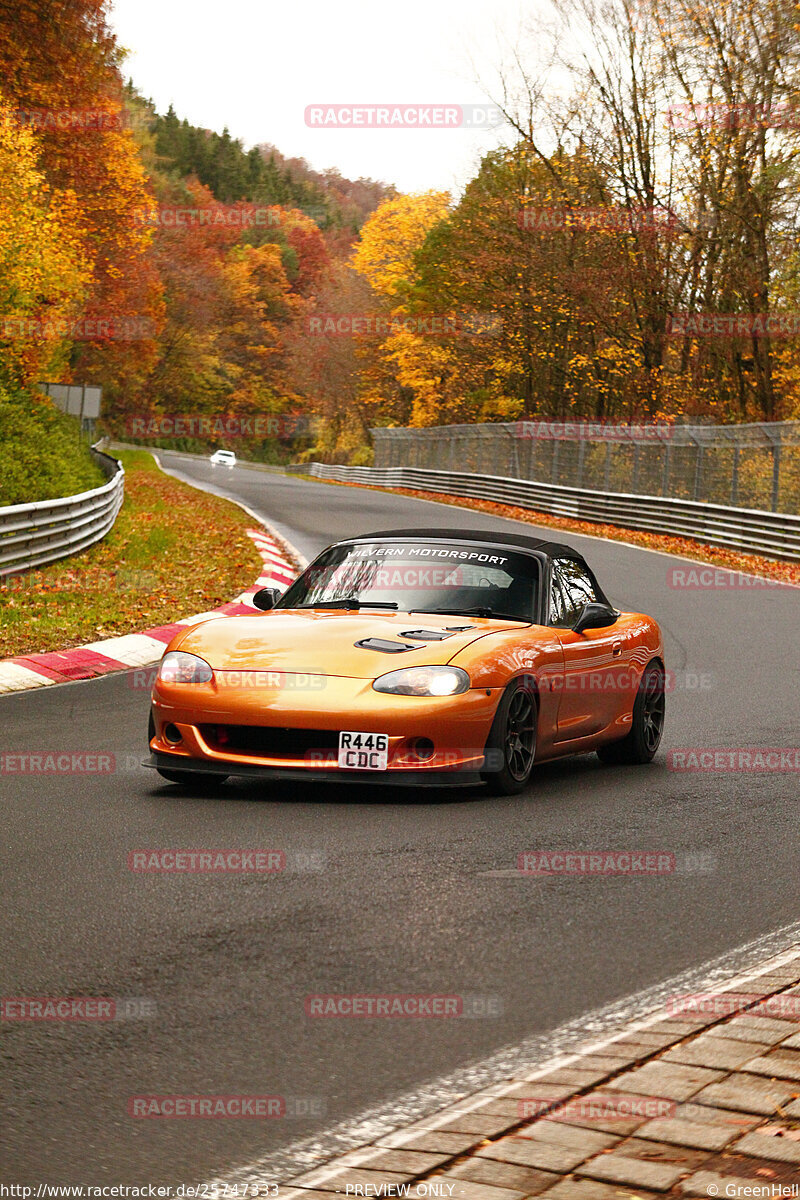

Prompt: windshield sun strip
[{"left": 278, "top": 543, "right": 544, "bottom": 621}]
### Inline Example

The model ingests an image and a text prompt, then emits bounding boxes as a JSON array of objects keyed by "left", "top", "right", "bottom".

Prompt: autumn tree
[
  {"left": 0, "top": 84, "right": 90, "bottom": 387},
  {"left": 0, "top": 0, "right": 162, "bottom": 398},
  {"left": 353, "top": 191, "right": 450, "bottom": 301},
  {"left": 655, "top": 0, "right": 800, "bottom": 418},
  {"left": 286, "top": 262, "right": 380, "bottom": 461},
  {"left": 351, "top": 191, "right": 453, "bottom": 427},
  {"left": 410, "top": 146, "right": 667, "bottom": 422},
  {"left": 487, "top": 0, "right": 800, "bottom": 421}
]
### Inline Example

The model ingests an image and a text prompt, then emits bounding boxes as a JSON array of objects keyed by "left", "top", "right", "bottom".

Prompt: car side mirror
[
  {"left": 252, "top": 587, "right": 280, "bottom": 611},
  {"left": 573, "top": 601, "right": 617, "bottom": 633}
]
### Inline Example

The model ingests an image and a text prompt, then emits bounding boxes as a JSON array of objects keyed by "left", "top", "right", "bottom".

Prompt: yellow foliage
[
  {"left": 352, "top": 191, "right": 450, "bottom": 302},
  {"left": 0, "top": 87, "right": 90, "bottom": 382}
]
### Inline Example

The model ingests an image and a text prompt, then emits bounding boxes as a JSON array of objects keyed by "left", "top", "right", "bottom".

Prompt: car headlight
[
  {"left": 157, "top": 651, "right": 213, "bottom": 684},
  {"left": 372, "top": 666, "right": 470, "bottom": 697}
]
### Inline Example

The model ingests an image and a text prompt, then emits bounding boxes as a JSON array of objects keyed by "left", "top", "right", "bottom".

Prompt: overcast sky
[{"left": 109, "top": 0, "right": 547, "bottom": 196}]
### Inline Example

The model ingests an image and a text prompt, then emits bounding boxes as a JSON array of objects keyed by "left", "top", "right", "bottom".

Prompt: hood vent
[
  {"left": 400, "top": 629, "right": 456, "bottom": 641},
  {"left": 354, "top": 637, "right": 418, "bottom": 654}
]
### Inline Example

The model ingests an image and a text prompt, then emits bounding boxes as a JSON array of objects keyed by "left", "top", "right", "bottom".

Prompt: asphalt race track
[{"left": 2, "top": 451, "right": 799, "bottom": 1184}]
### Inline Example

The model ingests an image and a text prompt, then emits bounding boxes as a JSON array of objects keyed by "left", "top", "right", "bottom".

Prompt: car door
[{"left": 548, "top": 558, "right": 629, "bottom": 742}]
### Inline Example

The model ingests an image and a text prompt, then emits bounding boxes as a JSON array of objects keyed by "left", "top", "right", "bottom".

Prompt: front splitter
[{"left": 143, "top": 752, "right": 485, "bottom": 788}]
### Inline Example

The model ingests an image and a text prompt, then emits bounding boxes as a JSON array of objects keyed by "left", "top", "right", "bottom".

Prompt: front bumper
[
  {"left": 149, "top": 672, "right": 501, "bottom": 779},
  {"left": 144, "top": 752, "right": 485, "bottom": 788}
]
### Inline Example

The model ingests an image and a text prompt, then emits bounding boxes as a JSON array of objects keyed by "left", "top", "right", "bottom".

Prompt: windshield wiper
[
  {"left": 295, "top": 598, "right": 398, "bottom": 610},
  {"left": 412, "top": 607, "right": 530, "bottom": 622}
]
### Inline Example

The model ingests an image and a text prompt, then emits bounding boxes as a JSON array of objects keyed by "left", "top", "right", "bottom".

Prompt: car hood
[{"left": 173, "top": 610, "right": 527, "bottom": 679}]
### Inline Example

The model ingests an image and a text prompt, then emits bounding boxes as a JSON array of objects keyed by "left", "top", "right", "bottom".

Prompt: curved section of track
[{"left": 2, "top": 451, "right": 797, "bottom": 1184}]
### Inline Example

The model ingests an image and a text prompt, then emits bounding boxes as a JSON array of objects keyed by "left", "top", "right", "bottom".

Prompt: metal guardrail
[
  {"left": 303, "top": 462, "right": 800, "bottom": 561},
  {"left": 0, "top": 448, "right": 125, "bottom": 577},
  {"left": 372, "top": 420, "right": 800, "bottom": 514}
]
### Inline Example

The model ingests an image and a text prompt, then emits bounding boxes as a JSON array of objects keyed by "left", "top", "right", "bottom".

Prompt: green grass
[
  {"left": 0, "top": 450, "right": 264, "bottom": 657},
  {"left": 0, "top": 385, "right": 105, "bottom": 506}
]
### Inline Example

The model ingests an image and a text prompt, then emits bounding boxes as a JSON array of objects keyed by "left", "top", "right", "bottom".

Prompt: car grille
[{"left": 199, "top": 725, "right": 340, "bottom": 760}]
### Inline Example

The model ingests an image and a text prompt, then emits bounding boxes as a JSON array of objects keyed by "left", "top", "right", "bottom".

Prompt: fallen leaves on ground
[
  {"left": 327, "top": 479, "right": 800, "bottom": 588},
  {"left": 0, "top": 451, "right": 263, "bottom": 658}
]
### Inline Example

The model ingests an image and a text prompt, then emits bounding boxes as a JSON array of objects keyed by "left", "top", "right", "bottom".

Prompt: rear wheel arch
[
  {"left": 597, "top": 655, "right": 665, "bottom": 766},
  {"left": 632, "top": 652, "right": 665, "bottom": 689}
]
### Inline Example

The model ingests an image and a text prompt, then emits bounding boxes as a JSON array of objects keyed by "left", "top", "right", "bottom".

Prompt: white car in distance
[{"left": 210, "top": 449, "right": 237, "bottom": 467}]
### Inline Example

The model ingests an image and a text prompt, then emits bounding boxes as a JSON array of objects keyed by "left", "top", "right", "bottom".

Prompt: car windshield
[{"left": 277, "top": 540, "right": 540, "bottom": 621}]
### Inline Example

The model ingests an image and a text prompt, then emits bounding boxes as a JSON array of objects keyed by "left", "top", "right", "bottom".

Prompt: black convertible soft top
[{"left": 347, "top": 527, "right": 586, "bottom": 562}]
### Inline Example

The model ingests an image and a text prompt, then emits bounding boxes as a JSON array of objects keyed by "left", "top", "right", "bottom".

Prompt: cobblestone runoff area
[{"left": 278, "top": 944, "right": 800, "bottom": 1198}]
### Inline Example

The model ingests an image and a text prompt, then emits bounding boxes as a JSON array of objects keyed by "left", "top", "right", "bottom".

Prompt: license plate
[{"left": 338, "top": 731, "right": 389, "bottom": 771}]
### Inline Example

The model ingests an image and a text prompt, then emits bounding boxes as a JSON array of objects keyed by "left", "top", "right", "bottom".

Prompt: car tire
[
  {"left": 481, "top": 677, "right": 538, "bottom": 795},
  {"left": 597, "top": 659, "right": 665, "bottom": 765}
]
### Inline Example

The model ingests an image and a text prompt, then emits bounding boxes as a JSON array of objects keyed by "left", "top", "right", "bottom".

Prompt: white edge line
[
  {"left": 151, "top": 452, "right": 308, "bottom": 570},
  {"left": 202, "top": 922, "right": 800, "bottom": 1190}
]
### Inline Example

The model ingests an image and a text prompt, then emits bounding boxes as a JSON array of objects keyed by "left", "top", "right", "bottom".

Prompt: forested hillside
[
  {"left": 148, "top": 102, "right": 387, "bottom": 233},
  {"left": 1, "top": 0, "right": 799, "bottom": 473}
]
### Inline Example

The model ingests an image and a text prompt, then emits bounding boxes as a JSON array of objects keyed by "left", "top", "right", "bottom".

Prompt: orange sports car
[{"left": 146, "top": 528, "right": 665, "bottom": 794}]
